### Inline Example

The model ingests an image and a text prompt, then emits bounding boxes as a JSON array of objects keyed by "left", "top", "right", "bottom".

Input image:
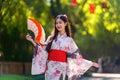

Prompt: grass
[{"left": 0, "top": 74, "right": 45, "bottom": 80}]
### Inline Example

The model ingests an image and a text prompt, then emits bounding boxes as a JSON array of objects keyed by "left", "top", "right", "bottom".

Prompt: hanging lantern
[
  {"left": 89, "top": 3, "right": 95, "bottom": 14},
  {"left": 71, "top": 0, "right": 77, "bottom": 6},
  {"left": 101, "top": 2, "right": 107, "bottom": 9}
]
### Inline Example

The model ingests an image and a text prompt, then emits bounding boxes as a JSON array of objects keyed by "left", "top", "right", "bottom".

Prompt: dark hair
[{"left": 46, "top": 14, "right": 72, "bottom": 53}]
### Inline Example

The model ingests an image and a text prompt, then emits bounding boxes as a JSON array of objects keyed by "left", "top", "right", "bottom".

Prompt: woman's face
[{"left": 55, "top": 18, "right": 67, "bottom": 33}]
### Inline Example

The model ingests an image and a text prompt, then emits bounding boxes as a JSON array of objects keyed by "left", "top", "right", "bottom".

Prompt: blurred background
[{"left": 0, "top": 0, "right": 120, "bottom": 80}]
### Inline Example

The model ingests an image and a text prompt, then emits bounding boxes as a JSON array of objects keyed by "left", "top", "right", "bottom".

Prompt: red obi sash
[{"left": 48, "top": 49, "right": 67, "bottom": 62}]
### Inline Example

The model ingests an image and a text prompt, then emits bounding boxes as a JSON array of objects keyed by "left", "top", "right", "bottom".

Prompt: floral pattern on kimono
[
  {"left": 31, "top": 44, "right": 48, "bottom": 75},
  {"left": 32, "top": 33, "right": 93, "bottom": 80},
  {"left": 66, "top": 36, "right": 93, "bottom": 79}
]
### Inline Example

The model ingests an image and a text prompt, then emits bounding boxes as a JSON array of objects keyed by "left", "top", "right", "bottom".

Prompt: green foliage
[
  {"left": 0, "top": 0, "right": 120, "bottom": 62},
  {"left": 0, "top": 0, "right": 50, "bottom": 61}
]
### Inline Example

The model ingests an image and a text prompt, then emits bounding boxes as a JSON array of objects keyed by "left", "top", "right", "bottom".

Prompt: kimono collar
[{"left": 57, "top": 33, "right": 67, "bottom": 39}]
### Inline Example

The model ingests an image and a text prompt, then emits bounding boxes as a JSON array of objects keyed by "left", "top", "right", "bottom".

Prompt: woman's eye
[{"left": 58, "top": 21, "right": 62, "bottom": 24}]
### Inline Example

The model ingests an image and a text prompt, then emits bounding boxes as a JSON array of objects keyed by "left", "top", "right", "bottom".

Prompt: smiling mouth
[{"left": 57, "top": 27, "right": 62, "bottom": 29}]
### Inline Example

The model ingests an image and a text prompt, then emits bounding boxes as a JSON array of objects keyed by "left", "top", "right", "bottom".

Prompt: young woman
[{"left": 26, "top": 14, "right": 99, "bottom": 80}]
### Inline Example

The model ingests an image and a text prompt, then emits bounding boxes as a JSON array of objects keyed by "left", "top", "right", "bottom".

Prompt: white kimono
[{"left": 31, "top": 33, "right": 93, "bottom": 80}]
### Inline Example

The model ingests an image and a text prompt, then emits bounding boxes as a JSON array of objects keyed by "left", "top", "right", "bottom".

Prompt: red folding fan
[{"left": 27, "top": 18, "right": 45, "bottom": 45}]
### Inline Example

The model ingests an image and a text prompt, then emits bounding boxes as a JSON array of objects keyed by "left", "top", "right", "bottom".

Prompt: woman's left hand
[{"left": 93, "top": 62, "right": 99, "bottom": 68}]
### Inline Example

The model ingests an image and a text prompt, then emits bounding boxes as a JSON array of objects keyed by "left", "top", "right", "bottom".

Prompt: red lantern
[
  {"left": 89, "top": 3, "right": 95, "bottom": 14},
  {"left": 71, "top": 0, "right": 77, "bottom": 6},
  {"left": 101, "top": 2, "right": 107, "bottom": 9}
]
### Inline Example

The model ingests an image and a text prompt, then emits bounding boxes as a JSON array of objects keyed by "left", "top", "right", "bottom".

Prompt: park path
[
  {"left": 80, "top": 73, "right": 120, "bottom": 80},
  {"left": 80, "top": 77, "right": 120, "bottom": 80}
]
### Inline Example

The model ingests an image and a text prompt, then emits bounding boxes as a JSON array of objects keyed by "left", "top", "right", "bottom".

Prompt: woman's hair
[{"left": 46, "top": 14, "right": 72, "bottom": 52}]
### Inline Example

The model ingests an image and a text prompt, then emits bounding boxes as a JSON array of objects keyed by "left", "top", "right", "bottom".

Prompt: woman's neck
[
  {"left": 59, "top": 30, "right": 65, "bottom": 35},
  {"left": 59, "top": 31, "right": 65, "bottom": 35}
]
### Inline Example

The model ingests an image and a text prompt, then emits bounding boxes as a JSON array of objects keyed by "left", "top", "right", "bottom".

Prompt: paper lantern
[
  {"left": 101, "top": 2, "right": 107, "bottom": 9},
  {"left": 89, "top": 3, "right": 95, "bottom": 14},
  {"left": 71, "top": 0, "right": 77, "bottom": 6}
]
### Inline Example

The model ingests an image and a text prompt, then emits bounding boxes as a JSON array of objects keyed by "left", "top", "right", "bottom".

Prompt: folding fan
[{"left": 27, "top": 18, "right": 45, "bottom": 45}]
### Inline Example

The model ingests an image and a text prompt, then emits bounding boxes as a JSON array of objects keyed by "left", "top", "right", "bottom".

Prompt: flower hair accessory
[
  {"left": 56, "top": 14, "right": 68, "bottom": 19},
  {"left": 63, "top": 14, "right": 67, "bottom": 19}
]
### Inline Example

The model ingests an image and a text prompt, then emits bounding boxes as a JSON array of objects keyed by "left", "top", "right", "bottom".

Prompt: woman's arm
[{"left": 68, "top": 37, "right": 99, "bottom": 68}]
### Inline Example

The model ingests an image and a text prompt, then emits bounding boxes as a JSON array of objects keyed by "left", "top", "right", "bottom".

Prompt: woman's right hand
[
  {"left": 26, "top": 34, "right": 37, "bottom": 47},
  {"left": 26, "top": 34, "right": 33, "bottom": 42}
]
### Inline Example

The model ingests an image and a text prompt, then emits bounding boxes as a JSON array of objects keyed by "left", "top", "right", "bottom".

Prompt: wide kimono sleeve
[
  {"left": 66, "top": 37, "right": 93, "bottom": 78},
  {"left": 31, "top": 36, "right": 52, "bottom": 75}
]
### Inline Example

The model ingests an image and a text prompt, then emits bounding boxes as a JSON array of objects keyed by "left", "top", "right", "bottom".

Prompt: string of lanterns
[{"left": 71, "top": 0, "right": 108, "bottom": 14}]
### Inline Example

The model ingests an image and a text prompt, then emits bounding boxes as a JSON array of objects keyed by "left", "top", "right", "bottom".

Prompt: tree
[
  {"left": 0, "top": 0, "right": 120, "bottom": 62},
  {"left": 0, "top": 0, "right": 50, "bottom": 61}
]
